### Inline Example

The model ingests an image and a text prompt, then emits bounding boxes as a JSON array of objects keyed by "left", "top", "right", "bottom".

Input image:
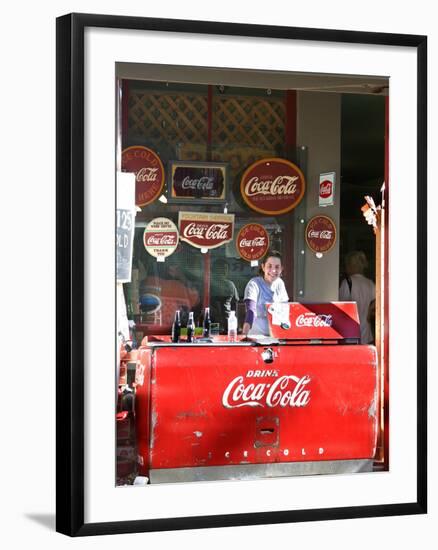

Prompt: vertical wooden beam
[
  {"left": 203, "top": 252, "right": 211, "bottom": 309},
  {"left": 207, "top": 85, "right": 213, "bottom": 161},
  {"left": 370, "top": 96, "right": 389, "bottom": 468},
  {"left": 203, "top": 85, "right": 214, "bottom": 308},
  {"left": 284, "top": 90, "right": 297, "bottom": 294},
  {"left": 374, "top": 205, "right": 384, "bottom": 464},
  {"left": 383, "top": 95, "right": 390, "bottom": 469},
  {"left": 285, "top": 90, "right": 297, "bottom": 154},
  {"left": 122, "top": 79, "right": 130, "bottom": 142}
]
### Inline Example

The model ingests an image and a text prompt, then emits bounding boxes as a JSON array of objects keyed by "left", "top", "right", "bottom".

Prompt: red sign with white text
[
  {"left": 266, "top": 301, "right": 360, "bottom": 341},
  {"left": 240, "top": 157, "right": 306, "bottom": 215},
  {"left": 319, "top": 172, "right": 335, "bottom": 207},
  {"left": 122, "top": 146, "right": 165, "bottom": 207},
  {"left": 236, "top": 224, "right": 270, "bottom": 261},
  {"left": 305, "top": 215, "right": 337, "bottom": 253},
  {"left": 178, "top": 212, "right": 234, "bottom": 250}
]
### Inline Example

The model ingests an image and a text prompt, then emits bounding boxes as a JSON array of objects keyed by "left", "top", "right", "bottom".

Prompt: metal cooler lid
[{"left": 266, "top": 302, "right": 361, "bottom": 341}]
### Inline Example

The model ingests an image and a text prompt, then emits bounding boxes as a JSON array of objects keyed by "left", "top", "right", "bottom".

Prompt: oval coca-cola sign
[
  {"left": 236, "top": 224, "right": 269, "bottom": 262},
  {"left": 240, "top": 158, "right": 306, "bottom": 215},
  {"left": 122, "top": 146, "right": 165, "bottom": 207},
  {"left": 143, "top": 217, "right": 179, "bottom": 259},
  {"left": 305, "top": 215, "right": 337, "bottom": 254}
]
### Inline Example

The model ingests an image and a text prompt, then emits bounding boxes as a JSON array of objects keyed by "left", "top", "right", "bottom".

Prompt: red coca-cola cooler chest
[{"left": 134, "top": 302, "right": 379, "bottom": 483}]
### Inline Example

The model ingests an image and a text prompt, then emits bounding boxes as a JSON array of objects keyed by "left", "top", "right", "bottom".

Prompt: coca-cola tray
[{"left": 266, "top": 301, "right": 360, "bottom": 341}]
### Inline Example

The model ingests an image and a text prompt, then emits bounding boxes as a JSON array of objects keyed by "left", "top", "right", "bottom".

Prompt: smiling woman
[{"left": 242, "top": 250, "right": 289, "bottom": 336}]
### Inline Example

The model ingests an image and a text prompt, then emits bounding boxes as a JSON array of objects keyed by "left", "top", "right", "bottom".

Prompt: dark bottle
[
  {"left": 186, "top": 311, "right": 195, "bottom": 343},
  {"left": 171, "top": 310, "right": 181, "bottom": 343},
  {"left": 203, "top": 307, "right": 211, "bottom": 337}
]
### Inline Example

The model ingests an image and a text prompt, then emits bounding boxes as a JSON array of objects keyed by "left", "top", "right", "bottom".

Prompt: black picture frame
[{"left": 56, "top": 13, "right": 427, "bottom": 537}]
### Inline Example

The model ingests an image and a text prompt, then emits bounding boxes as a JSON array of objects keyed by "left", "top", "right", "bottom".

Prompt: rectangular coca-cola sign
[
  {"left": 168, "top": 161, "right": 227, "bottom": 204},
  {"left": 178, "top": 211, "right": 234, "bottom": 250},
  {"left": 267, "top": 301, "right": 361, "bottom": 341},
  {"left": 319, "top": 171, "right": 335, "bottom": 207}
]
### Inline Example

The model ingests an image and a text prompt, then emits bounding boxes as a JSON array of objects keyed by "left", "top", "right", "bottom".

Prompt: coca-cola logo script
[
  {"left": 296, "top": 313, "right": 333, "bottom": 328},
  {"left": 170, "top": 162, "right": 226, "bottom": 202},
  {"left": 240, "top": 158, "right": 306, "bottom": 215},
  {"left": 236, "top": 223, "right": 269, "bottom": 262},
  {"left": 178, "top": 212, "right": 234, "bottom": 250},
  {"left": 305, "top": 215, "right": 337, "bottom": 254},
  {"left": 143, "top": 217, "right": 179, "bottom": 259},
  {"left": 122, "top": 146, "right": 165, "bottom": 207},
  {"left": 222, "top": 372, "right": 311, "bottom": 409}
]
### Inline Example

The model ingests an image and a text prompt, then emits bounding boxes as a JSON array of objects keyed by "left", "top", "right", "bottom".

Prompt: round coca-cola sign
[
  {"left": 305, "top": 215, "right": 337, "bottom": 254},
  {"left": 122, "top": 146, "right": 165, "bottom": 207},
  {"left": 240, "top": 157, "right": 306, "bottom": 215},
  {"left": 236, "top": 224, "right": 270, "bottom": 262},
  {"left": 143, "top": 218, "right": 179, "bottom": 259}
]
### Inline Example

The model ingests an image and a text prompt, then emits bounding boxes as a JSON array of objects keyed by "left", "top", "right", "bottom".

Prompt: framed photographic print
[{"left": 56, "top": 13, "right": 427, "bottom": 536}]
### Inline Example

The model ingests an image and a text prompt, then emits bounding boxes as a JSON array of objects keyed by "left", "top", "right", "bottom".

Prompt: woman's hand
[{"left": 242, "top": 322, "right": 250, "bottom": 336}]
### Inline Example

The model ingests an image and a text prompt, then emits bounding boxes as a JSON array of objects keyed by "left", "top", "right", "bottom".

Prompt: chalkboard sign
[{"left": 116, "top": 208, "right": 134, "bottom": 282}]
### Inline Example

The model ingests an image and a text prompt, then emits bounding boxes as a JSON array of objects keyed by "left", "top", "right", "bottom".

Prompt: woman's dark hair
[{"left": 258, "top": 250, "right": 283, "bottom": 275}]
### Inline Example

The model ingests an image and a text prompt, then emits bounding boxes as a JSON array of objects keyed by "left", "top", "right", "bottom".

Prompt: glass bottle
[
  {"left": 203, "top": 307, "right": 211, "bottom": 338},
  {"left": 171, "top": 310, "right": 181, "bottom": 343},
  {"left": 187, "top": 311, "right": 195, "bottom": 343},
  {"left": 227, "top": 311, "right": 237, "bottom": 342}
]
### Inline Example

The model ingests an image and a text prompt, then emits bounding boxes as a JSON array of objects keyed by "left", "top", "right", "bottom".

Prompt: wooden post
[
  {"left": 203, "top": 251, "right": 211, "bottom": 309},
  {"left": 374, "top": 203, "right": 385, "bottom": 465},
  {"left": 361, "top": 192, "right": 386, "bottom": 467},
  {"left": 203, "top": 85, "right": 214, "bottom": 308}
]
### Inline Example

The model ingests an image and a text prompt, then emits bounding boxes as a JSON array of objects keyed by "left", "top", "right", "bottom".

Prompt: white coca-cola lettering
[
  {"left": 239, "top": 237, "right": 266, "bottom": 247},
  {"left": 295, "top": 313, "right": 333, "bottom": 327},
  {"left": 222, "top": 375, "right": 311, "bottom": 409},
  {"left": 244, "top": 175, "right": 299, "bottom": 197},
  {"left": 181, "top": 176, "right": 215, "bottom": 190},
  {"left": 183, "top": 222, "right": 230, "bottom": 241},
  {"left": 308, "top": 229, "right": 333, "bottom": 239},
  {"left": 206, "top": 224, "right": 229, "bottom": 240},
  {"left": 246, "top": 370, "right": 278, "bottom": 378},
  {"left": 136, "top": 167, "right": 159, "bottom": 182},
  {"left": 320, "top": 182, "right": 332, "bottom": 197},
  {"left": 146, "top": 234, "right": 177, "bottom": 246}
]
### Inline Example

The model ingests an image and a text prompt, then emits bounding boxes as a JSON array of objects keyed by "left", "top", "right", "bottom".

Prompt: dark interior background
[{"left": 340, "top": 94, "right": 386, "bottom": 281}]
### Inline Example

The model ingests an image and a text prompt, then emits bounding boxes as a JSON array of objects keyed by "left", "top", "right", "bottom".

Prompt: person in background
[
  {"left": 242, "top": 250, "right": 289, "bottom": 337},
  {"left": 367, "top": 299, "right": 376, "bottom": 345},
  {"left": 339, "top": 250, "right": 375, "bottom": 344},
  {"left": 210, "top": 258, "right": 239, "bottom": 333}
]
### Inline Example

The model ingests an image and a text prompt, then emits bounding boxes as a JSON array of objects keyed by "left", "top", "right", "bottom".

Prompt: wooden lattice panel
[
  {"left": 129, "top": 92, "right": 208, "bottom": 145},
  {"left": 128, "top": 90, "right": 285, "bottom": 152},
  {"left": 213, "top": 96, "right": 285, "bottom": 150}
]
